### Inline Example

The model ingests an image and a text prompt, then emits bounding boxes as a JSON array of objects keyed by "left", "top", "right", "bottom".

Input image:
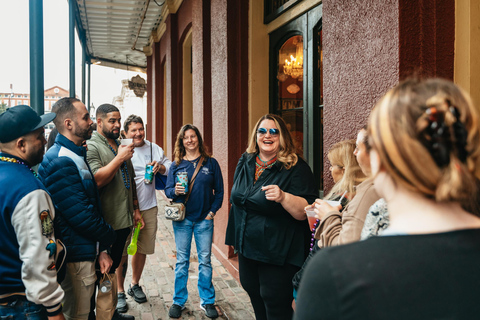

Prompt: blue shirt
[{"left": 165, "top": 156, "right": 224, "bottom": 222}]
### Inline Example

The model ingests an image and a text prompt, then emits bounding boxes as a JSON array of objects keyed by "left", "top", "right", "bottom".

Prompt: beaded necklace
[
  {"left": 310, "top": 219, "right": 319, "bottom": 252},
  {"left": 0, "top": 156, "right": 39, "bottom": 178},
  {"left": 255, "top": 155, "right": 277, "bottom": 182},
  {"left": 107, "top": 141, "right": 131, "bottom": 189}
]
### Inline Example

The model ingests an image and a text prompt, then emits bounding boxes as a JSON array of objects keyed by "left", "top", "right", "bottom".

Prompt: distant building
[{"left": 0, "top": 86, "right": 70, "bottom": 113}]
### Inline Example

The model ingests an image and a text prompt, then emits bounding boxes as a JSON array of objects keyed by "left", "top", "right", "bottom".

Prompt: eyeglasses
[{"left": 257, "top": 128, "right": 280, "bottom": 136}]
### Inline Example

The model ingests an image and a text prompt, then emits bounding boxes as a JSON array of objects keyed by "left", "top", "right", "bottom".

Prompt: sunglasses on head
[{"left": 257, "top": 128, "right": 280, "bottom": 136}]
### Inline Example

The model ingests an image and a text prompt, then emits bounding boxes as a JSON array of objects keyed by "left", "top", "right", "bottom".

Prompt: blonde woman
[
  {"left": 292, "top": 139, "right": 366, "bottom": 304},
  {"left": 226, "top": 114, "right": 317, "bottom": 320},
  {"left": 295, "top": 78, "right": 480, "bottom": 319},
  {"left": 324, "top": 139, "right": 366, "bottom": 201}
]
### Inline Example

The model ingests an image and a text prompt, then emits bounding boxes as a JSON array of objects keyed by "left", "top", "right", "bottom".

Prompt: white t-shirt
[{"left": 131, "top": 140, "right": 172, "bottom": 211}]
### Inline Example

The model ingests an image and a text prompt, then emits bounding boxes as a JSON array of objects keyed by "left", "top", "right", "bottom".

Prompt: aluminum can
[
  {"left": 176, "top": 171, "right": 188, "bottom": 194},
  {"left": 144, "top": 164, "right": 154, "bottom": 184}
]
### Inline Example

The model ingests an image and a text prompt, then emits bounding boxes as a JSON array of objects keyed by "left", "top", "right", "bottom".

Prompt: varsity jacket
[
  {"left": 0, "top": 153, "right": 64, "bottom": 316},
  {"left": 39, "top": 134, "right": 116, "bottom": 262}
]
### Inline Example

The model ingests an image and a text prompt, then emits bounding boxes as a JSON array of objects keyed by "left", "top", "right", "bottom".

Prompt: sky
[{"left": 0, "top": 0, "right": 146, "bottom": 108}]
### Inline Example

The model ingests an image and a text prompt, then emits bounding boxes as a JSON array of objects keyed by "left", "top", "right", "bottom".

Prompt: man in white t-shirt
[{"left": 116, "top": 115, "right": 172, "bottom": 308}]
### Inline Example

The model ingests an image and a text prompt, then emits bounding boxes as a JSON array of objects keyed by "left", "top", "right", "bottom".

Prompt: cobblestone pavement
[{"left": 119, "top": 192, "right": 255, "bottom": 320}]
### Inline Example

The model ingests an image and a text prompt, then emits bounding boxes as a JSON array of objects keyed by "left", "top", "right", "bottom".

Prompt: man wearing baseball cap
[{"left": 0, "top": 105, "right": 66, "bottom": 320}]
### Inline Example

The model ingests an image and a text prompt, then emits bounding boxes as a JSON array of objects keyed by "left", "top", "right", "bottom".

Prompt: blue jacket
[
  {"left": 165, "top": 156, "right": 224, "bottom": 222},
  {"left": 39, "top": 134, "right": 116, "bottom": 262}
]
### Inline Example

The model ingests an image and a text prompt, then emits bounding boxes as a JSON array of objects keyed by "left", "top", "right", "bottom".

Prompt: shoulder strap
[{"left": 184, "top": 156, "right": 205, "bottom": 203}]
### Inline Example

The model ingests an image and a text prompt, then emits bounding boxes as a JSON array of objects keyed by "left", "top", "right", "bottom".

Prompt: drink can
[
  {"left": 144, "top": 164, "right": 154, "bottom": 184},
  {"left": 176, "top": 171, "right": 188, "bottom": 193}
]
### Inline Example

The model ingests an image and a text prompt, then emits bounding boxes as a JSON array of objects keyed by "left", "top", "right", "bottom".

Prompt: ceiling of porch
[{"left": 74, "top": 0, "right": 165, "bottom": 69}]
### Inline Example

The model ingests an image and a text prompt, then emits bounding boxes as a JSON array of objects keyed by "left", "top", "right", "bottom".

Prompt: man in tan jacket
[{"left": 314, "top": 127, "right": 380, "bottom": 247}]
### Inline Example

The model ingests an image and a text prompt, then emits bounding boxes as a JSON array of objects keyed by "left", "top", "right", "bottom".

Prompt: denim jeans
[
  {"left": 0, "top": 297, "right": 47, "bottom": 320},
  {"left": 172, "top": 218, "right": 215, "bottom": 307}
]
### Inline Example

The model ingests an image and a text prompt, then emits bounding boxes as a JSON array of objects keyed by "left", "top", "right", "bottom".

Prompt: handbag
[{"left": 165, "top": 156, "right": 204, "bottom": 221}]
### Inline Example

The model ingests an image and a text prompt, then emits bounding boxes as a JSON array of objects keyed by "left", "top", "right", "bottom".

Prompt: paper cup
[{"left": 120, "top": 138, "right": 133, "bottom": 146}]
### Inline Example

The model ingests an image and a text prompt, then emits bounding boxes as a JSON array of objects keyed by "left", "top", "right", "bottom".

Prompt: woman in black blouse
[{"left": 225, "top": 114, "right": 317, "bottom": 320}]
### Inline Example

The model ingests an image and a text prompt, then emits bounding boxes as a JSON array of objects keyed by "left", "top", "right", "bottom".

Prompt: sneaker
[
  {"left": 168, "top": 304, "right": 185, "bottom": 318},
  {"left": 116, "top": 292, "right": 128, "bottom": 313},
  {"left": 112, "top": 310, "right": 135, "bottom": 319},
  {"left": 200, "top": 304, "right": 218, "bottom": 319},
  {"left": 127, "top": 283, "right": 147, "bottom": 303}
]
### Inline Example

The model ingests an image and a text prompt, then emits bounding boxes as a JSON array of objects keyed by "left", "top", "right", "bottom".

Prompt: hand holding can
[
  {"left": 176, "top": 171, "right": 188, "bottom": 194},
  {"left": 144, "top": 164, "right": 154, "bottom": 184}
]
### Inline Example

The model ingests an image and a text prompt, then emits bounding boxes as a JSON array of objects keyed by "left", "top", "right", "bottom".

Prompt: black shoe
[
  {"left": 168, "top": 304, "right": 185, "bottom": 318},
  {"left": 127, "top": 283, "right": 147, "bottom": 303},
  {"left": 112, "top": 310, "right": 135, "bottom": 320},
  {"left": 200, "top": 304, "right": 218, "bottom": 319},
  {"left": 116, "top": 292, "right": 128, "bottom": 313}
]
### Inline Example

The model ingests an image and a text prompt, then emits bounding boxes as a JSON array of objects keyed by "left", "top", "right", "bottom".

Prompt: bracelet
[{"left": 208, "top": 212, "right": 215, "bottom": 219}]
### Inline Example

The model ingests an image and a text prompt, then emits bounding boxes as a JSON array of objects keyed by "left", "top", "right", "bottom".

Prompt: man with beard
[
  {"left": 0, "top": 105, "right": 65, "bottom": 320},
  {"left": 86, "top": 104, "right": 143, "bottom": 320},
  {"left": 39, "top": 97, "right": 116, "bottom": 320}
]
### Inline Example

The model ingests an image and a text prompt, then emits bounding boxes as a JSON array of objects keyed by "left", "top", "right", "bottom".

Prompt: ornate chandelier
[{"left": 283, "top": 38, "right": 303, "bottom": 79}]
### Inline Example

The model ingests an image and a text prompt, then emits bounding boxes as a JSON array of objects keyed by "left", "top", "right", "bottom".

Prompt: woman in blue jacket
[{"left": 165, "top": 124, "right": 224, "bottom": 319}]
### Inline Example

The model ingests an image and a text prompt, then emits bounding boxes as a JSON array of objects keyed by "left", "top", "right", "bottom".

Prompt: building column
[
  {"left": 210, "top": 0, "right": 249, "bottom": 278},
  {"left": 29, "top": 0, "right": 44, "bottom": 114},
  {"left": 154, "top": 42, "right": 166, "bottom": 151},
  {"left": 322, "top": 0, "right": 455, "bottom": 191},
  {"left": 192, "top": 0, "right": 212, "bottom": 148},
  {"left": 146, "top": 54, "right": 153, "bottom": 141},
  {"left": 165, "top": 14, "right": 181, "bottom": 156}
]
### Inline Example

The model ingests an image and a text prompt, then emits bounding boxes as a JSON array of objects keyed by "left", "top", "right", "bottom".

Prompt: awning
[{"left": 74, "top": 0, "right": 164, "bottom": 70}]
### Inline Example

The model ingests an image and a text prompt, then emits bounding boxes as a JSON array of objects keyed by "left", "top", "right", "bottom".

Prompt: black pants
[
  {"left": 238, "top": 254, "right": 300, "bottom": 320},
  {"left": 89, "top": 227, "right": 131, "bottom": 319}
]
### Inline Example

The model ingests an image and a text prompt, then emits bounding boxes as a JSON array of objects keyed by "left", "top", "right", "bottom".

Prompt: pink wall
[{"left": 322, "top": 0, "right": 400, "bottom": 189}]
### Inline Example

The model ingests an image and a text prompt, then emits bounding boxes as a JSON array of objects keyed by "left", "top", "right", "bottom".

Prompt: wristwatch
[{"left": 208, "top": 212, "right": 215, "bottom": 219}]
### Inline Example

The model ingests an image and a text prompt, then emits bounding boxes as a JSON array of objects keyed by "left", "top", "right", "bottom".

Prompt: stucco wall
[{"left": 322, "top": 0, "right": 399, "bottom": 189}]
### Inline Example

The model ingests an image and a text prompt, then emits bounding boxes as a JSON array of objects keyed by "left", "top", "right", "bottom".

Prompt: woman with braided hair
[{"left": 294, "top": 78, "right": 480, "bottom": 320}]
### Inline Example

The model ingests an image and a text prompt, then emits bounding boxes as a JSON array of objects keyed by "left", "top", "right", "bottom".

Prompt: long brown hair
[
  {"left": 173, "top": 124, "right": 210, "bottom": 165},
  {"left": 369, "top": 78, "right": 480, "bottom": 205},
  {"left": 246, "top": 114, "right": 298, "bottom": 170}
]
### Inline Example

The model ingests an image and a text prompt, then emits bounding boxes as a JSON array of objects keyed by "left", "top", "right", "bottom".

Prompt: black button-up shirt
[{"left": 225, "top": 152, "right": 318, "bottom": 267}]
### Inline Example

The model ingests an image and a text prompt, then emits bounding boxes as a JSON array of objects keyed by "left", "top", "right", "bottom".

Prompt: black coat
[{"left": 225, "top": 152, "right": 317, "bottom": 267}]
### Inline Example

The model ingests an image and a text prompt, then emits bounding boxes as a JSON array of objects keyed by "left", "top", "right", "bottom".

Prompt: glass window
[{"left": 275, "top": 34, "right": 304, "bottom": 154}]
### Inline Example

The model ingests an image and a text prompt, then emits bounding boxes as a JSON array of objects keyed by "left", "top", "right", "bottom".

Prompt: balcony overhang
[{"left": 73, "top": 0, "right": 166, "bottom": 70}]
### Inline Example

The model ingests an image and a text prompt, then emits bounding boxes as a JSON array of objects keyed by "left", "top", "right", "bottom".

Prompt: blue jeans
[
  {"left": 172, "top": 218, "right": 215, "bottom": 307},
  {"left": 0, "top": 297, "right": 47, "bottom": 320}
]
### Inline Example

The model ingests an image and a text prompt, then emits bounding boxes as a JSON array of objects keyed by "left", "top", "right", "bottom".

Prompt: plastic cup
[
  {"left": 120, "top": 138, "right": 133, "bottom": 146},
  {"left": 305, "top": 206, "right": 317, "bottom": 230},
  {"left": 324, "top": 200, "right": 341, "bottom": 208}
]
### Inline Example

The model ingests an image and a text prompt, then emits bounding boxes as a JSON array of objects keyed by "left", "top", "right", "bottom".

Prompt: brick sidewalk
[{"left": 119, "top": 192, "right": 255, "bottom": 320}]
